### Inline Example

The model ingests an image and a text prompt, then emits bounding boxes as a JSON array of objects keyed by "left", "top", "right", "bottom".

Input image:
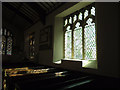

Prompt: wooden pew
[
  {"left": 5, "top": 65, "right": 119, "bottom": 89},
  {"left": 14, "top": 71, "right": 92, "bottom": 89},
  {"left": 5, "top": 67, "right": 67, "bottom": 90}
]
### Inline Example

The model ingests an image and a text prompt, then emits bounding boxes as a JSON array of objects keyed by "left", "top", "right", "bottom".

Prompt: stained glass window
[
  {"left": 2, "top": 36, "right": 6, "bottom": 55},
  {"left": 0, "top": 34, "right": 2, "bottom": 55},
  {"left": 84, "top": 18, "right": 96, "bottom": 60},
  {"left": 29, "top": 33, "right": 35, "bottom": 59},
  {"left": 4, "top": 29, "right": 6, "bottom": 35},
  {"left": 69, "top": 17, "right": 72, "bottom": 24},
  {"left": 64, "top": 3, "right": 96, "bottom": 60},
  {"left": 7, "top": 37, "right": 12, "bottom": 55},
  {"left": 73, "top": 15, "right": 77, "bottom": 23},
  {"left": 79, "top": 12, "right": 82, "bottom": 20},
  {"left": 74, "top": 22, "right": 82, "bottom": 59},
  {"left": 91, "top": 7, "right": 95, "bottom": 16},
  {"left": 84, "top": 10, "right": 88, "bottom": 19},
  {"left": 0, "top": 29, "right": 2, "bottom": 55},
  {"left": 64, "top": 19, "right": 68, "bottom": 26},
  {"left": 1, "top": 28, "right": 13, "bottom": 55},
  {"left": 65, "top": 26, "right": 72, "bottom": 59}
]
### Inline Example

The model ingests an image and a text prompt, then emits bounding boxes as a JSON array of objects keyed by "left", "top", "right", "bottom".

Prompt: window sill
[
  {"left": 54, "top": 59, "right": 97, "bottom": 69},
  {"left": 53, "top": 59, "right": 81, "bottom": 64},
  {"left": 54, "top": 58, "right": 96, "bottom": 64},
  {"left": 62, "top": 58, "right": 96, "bottom": 61}
]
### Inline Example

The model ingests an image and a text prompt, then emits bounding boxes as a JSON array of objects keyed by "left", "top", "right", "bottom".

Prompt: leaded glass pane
[
  {"left": 0, "top": 42, "right": 2, "bottom": 55},
  {"left": 64, "top": 19, "right": 68, "bottom": 26},
  {"left": 1, "top": 28, "right": 2, "bottom": 35},
  {"left": 7, "top": 31, "right": 10, "bottom": 36},
  {"left": 1, "top": 29, "right": 13, "bottom": 55},
  {"left": 79, "top": 12, "right": 82, "bottom": 20},
  {"left": 2, "top": 36, "right": 6, "bottom": 55},
  {"left": 64, "top": 4, "right": 96, "bottom": 60},
  {"left": 30, "top": 46, "right": 35, "bottom": 59},
  {"left": 0, "top": 29, "right": 2, "bottom": 54},
  {"left": 69, "top": 17, "right": 72, "bottom": 24},
  {"left": 84, "top": 18, "right": 96, "bottom": 60},
  {"left": 74, "top": 22, "right": 82, "bottom": 59},
  {"left": 65, "top": 26, "right": 72, "bottom": 59},
  {"left": 73, "top": 15, "right": 77, "bottom": 23},
  {"left": 7, "top": 37, "right": 12, "bottom": 55},
  {"left": 4, "top": 29, "right": 6, "bottom": 35},
  {"left": 84, "top": 10, "right": 88, "bottom": 19},
  {"left": 91, "top": 7, "right": 95, "bottom": 16},
  {"left": 29, "top": 33, "right": 35, "bottom": 59}
]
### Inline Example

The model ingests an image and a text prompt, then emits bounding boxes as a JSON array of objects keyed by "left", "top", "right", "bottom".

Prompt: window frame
[{"left": 63, "top": 3, "right": 97, "bottom": 60}]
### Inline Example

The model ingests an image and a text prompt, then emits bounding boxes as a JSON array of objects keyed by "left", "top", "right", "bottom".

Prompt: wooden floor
[{"left": 2, "top": 62, "right": 120, "bottom": 89}]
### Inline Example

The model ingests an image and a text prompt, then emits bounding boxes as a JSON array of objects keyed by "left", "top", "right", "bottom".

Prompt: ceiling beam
[
  {"left": 26, "top": 2, "right": 46, "bottom": 25},
  {"left": 39, "top": 2, "right": 49, "bottom": 11},
  {"left": 46, "top": 2, "right": 66, "bottom": 15},
  {"left": 45, "top": 2, "right": 53, "bottom": 8},
  {"left": 51, "top": 2, "right": 56, "bottom": 6},
  {"left": 3, "top": 2, "right": 34, "bottom": 24}
]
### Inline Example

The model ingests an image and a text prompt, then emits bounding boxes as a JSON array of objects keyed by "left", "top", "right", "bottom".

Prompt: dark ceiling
[{"left": 2, "top": 2, "right": 65, "bottom": 30}]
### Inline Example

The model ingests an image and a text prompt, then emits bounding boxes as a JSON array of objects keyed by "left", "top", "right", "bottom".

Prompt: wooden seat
[
  {"left": 14, "top": 71, "right": 90, "bottom": 89},
  {"left": 4, "top": 65, "right": 120, "bottom": 89}
]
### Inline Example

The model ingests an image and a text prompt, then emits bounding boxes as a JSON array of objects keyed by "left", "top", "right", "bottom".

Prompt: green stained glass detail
[
  {"left": 7, "top": 37, "right": 12, "bottom": 55},
  {"left": 74, "top": 22, "right": 82, "bottom": 59},
  {"left": 84, "top": 10, "right": 88, "bottom": 19},
  {"left": 84, "top": 18, "right": 96, "bottom": 60},
  {"left": 91, "top": 7, "right": 95, "bottom": 16},
  {"left": 65, "top": 26, "right": 72, "bottom": 59}
]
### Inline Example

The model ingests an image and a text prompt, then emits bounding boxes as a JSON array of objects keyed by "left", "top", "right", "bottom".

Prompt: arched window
[
  {"left": 2, "top": 36, "right": 6, "bottom": 55},
  {"left": 65, "top": 26, "right": 72, "bottom": 59},
  {"left": 29, "top": 33, "right": 35, "bottom": 59},
  {"left": 74, "top": 22, "right": 83, "bottom": 59},
  {"left": 64, "top": 3, "right": 96, "bottom": 60},
  {"left": 1, "top": 28, "right": 13, "bottom": 55},
  {"left": 84, "top": 18, "right": 96, "bottom": 60}
]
